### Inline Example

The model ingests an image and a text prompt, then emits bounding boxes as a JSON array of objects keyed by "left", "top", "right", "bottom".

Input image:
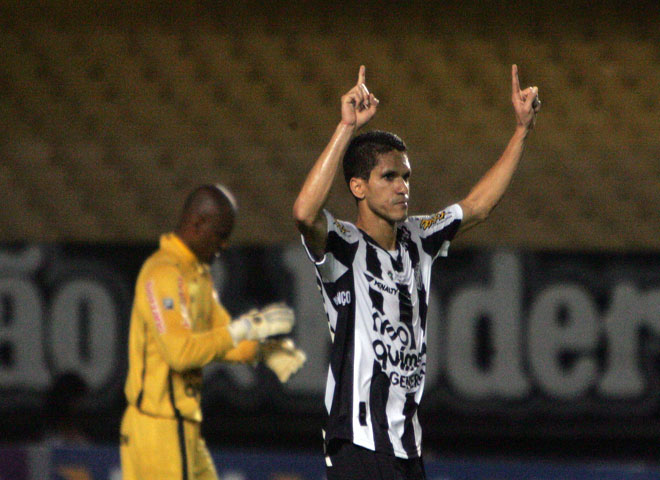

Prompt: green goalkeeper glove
[
  {"left": 227, "top": 303, "right": 295, "bottom": 343},
  {"left": 261, "top": 338, "right": 307, "bottom": 383}
]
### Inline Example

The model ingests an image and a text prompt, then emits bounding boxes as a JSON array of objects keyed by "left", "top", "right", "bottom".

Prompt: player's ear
[{"left": 349, "top": 177, "right": 366, "bottom": 200}]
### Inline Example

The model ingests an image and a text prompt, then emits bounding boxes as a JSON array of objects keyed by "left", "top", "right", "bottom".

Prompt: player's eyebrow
[{"left": 381, "top": 167, "right": 410, "bottom": 178}]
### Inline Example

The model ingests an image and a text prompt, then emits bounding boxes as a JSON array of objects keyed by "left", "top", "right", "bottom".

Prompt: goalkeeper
[{"left": 120, "top": 184, "right": 306, "bottom": 480}]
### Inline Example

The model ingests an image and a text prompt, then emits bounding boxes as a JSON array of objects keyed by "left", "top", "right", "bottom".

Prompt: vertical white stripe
[
  {"left": 413, "top": 413, "right": 423, "bottom": 457},
  {"left": 325, "top": 364, "right": 335, "bottom": 414}
]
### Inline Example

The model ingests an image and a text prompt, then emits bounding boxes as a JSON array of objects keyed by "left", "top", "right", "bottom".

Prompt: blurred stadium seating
[{"left": 1, "top": 0, "right": 659, "bottom": 249}]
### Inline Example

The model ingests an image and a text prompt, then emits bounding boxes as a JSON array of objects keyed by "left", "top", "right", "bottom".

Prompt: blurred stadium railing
[{"left": 1, "top": 0, "right": 659, "bottom": 249}]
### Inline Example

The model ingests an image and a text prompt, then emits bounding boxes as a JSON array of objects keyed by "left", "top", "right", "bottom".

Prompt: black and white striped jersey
[{"left": 302, "top": 204, "right": 463, "bottom": 459}]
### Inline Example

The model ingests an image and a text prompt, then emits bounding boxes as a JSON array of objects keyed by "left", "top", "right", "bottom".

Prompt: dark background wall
[{"left": 3, "top": 243, "right": 660, "bottom": 463}]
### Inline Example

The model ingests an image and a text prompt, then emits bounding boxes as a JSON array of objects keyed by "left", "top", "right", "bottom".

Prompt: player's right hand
[
  {"left": 340, "top": 65, "right": 379, "bottom": 130},
  {"left": 239, "top": 303, "right": 295, "bottom": 341},
  {"left": 511, "top": 64, "right": 541, "bottom": 131}
]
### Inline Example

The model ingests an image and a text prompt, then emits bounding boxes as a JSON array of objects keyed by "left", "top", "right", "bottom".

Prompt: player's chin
[{"left": 391, "top": 207, "right": 408, "bottom": 222}]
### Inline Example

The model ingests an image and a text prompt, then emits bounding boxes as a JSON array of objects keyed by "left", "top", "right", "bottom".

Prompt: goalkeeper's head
[{"left": 176, "top": 184, "right": 238, "bottom": 263}]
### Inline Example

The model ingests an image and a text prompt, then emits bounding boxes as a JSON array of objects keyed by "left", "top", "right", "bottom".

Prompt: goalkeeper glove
[
  {"left": 261, "top": 338, "right": 307, "bottom": 383},
  {"left": 227, "top": 303, "right": 295, "bottom": 344}
]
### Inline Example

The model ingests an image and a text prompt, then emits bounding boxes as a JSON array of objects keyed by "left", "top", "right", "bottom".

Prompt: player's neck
[{"left": 356, "top": 212, "right": 397, "bottom": 251}]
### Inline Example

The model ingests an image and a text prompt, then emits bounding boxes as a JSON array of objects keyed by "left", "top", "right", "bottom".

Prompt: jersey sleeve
[
  {"left": 210, "top": 293, "right": 260, "bottom": 363},
  {"left": 407, "top": 203, "right": 463, "bottom": 260},
  {"left": 222, "top": 340, "right": 260, "bottom": 362},
  {"left": 139, "top": 263, "right": 236, "bottom": 372},
  {"left": 301, "top": 209, "right": 359, "bottom": 281}
]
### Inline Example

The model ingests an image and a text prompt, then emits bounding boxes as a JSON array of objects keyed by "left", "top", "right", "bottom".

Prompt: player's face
[
  {"left": 198, "top": 210, "right": 234, "bottom": 263},
  {"left": 363, "top": 150, "right": 410, "bottom": 223}
]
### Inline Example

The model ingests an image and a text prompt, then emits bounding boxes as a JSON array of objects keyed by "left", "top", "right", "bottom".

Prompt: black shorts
[{"left": 325, "top": 439, "right": 426, "bottom": 480}]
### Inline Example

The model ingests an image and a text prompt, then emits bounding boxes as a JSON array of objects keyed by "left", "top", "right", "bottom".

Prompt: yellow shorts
[{"left": 120, "top": 405, "right": 218, "bottom": 480}]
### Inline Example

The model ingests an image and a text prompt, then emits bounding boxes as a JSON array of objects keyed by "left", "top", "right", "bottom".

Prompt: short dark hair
[
  {"left": 343, "top": 131, "right": 407, "bottom": 188},
  {"left": 178, "top": 184, "right": 235, "bottom": 227}
]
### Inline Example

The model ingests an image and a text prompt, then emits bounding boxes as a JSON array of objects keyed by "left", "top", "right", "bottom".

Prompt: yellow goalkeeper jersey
[{"left": 124, "top": 233, "right": 258, "bottom": 422}]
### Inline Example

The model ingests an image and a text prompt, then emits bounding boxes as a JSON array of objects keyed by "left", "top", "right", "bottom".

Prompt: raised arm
[
  {"left": 457, "top": 64, "right": 541, "bottom": 233},
  {"left": 293, "top": 65, "right": 379, "bottom": 259}
]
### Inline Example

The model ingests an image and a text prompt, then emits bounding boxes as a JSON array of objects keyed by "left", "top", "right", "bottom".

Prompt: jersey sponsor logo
[
  {"left": 365, "top": 273, "right": 397, "bottom": 295},
  {"left": 372, "top": 311, "right": 411, "bottom": 345},
  {"left": 162, "top": 297, "right": 174, "bottom": 309},
  {"left": 373, "top": 338, "right": 426, "bottom": 391},
  {"left": 145, "top": 280, "right": 166, "bottom": 334},
  {"left": 177, "top": 276, "right": 191, "bottom": 329},
  {"left": 389, "top": 371, "right": 424, "bottom": 390},
  {"left": 372, "top": 339, "right": 423, "bottom": 373},
  {"left": 371, "top": 311, "right": 426, "bottom": 390},
  {"left": 333, "top": 219, "right": 349, "bottom": 235},
  {"left": 419, "top": 210, "right": 446, "bottom": 230},
  {"left": 333, "top": 291, "right": 351, "bottom": 306}
]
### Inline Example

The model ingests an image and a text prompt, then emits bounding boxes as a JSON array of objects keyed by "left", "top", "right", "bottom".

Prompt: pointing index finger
[
  {"left": 358, "top": 65, "right": 366, "bottom": 86},
  {"left": 512, "top": 64, "right": 521, "bottom": 97}
]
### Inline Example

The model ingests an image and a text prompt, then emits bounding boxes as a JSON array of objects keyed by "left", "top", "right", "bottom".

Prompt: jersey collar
[
  {"left": 160, "top": 233, "right": 208, "bottom": 272},
  {"left": 358, "top": 226, "right": 401, "bottom": 259}
]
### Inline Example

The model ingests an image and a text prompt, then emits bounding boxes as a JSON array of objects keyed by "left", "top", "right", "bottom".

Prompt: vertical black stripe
[
  {"left": 168, "top": 372, "right": 188, "bottom": 480},
  {"left": 327, "top": 231, "right": 359, "bottom": 267},
  {"left": 358, "top": 402, "right": 367, "bottom": 426},
  {"left": 326, "top": 269, "right": 357, "bottom": 442},
  {"left": 369, "top": 360, "right": 394, "bottom": 455},
  {"left": 396, "top": 283, "right": 416, "bottom": 349},
  {"left": 175, "top": 417, "right": 188, "bottom": 480},
  {"left": 368, "top": 283, "right": 384, "bottom": 315},
  {"left": 408, "top": 240, "right": 424, "bottom": 345},
  {"left": 391, "top": 250, "right": 403, "bottom": 273},
  {"left": 136, "top": 323, "right": 148, "bottom": 410},
  {"left": 395, "top": 235, "right": 416, "bottom": 348},
  {"left": 401, "top": 392, "right": 419, "bottom": 458},
  {"left": 405, "top": 233, "right": 420, "bottom": 270},
  {"left": 365, "top": 242, "right": 382, "bottom": 279},
  {"left": 320, "top": 230, "right": 359, "bottom": 446},
  {"left": 418, "top": 280, "right": 428, "bottom": 334}
]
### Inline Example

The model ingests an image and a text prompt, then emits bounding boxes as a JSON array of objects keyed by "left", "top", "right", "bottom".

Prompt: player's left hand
[
  {"left": 511, "top": 64, "right": 541, "bottom": 130},
  {"left": 340, "top": 65, "right": 379, "bottom": 131},
  {"left": 261, "top": 338, "right": 307, "bottom": 383}
]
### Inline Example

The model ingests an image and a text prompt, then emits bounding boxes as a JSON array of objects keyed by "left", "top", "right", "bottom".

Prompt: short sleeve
[
  {"left": 301, "top": 209, "right": 334, "bottom": 265},
  {"left": 406, "top": 204, "right": 463, "bottom": 260},
  {"left": 301, "top": 209, "right": 359, "bottom": 281}
]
